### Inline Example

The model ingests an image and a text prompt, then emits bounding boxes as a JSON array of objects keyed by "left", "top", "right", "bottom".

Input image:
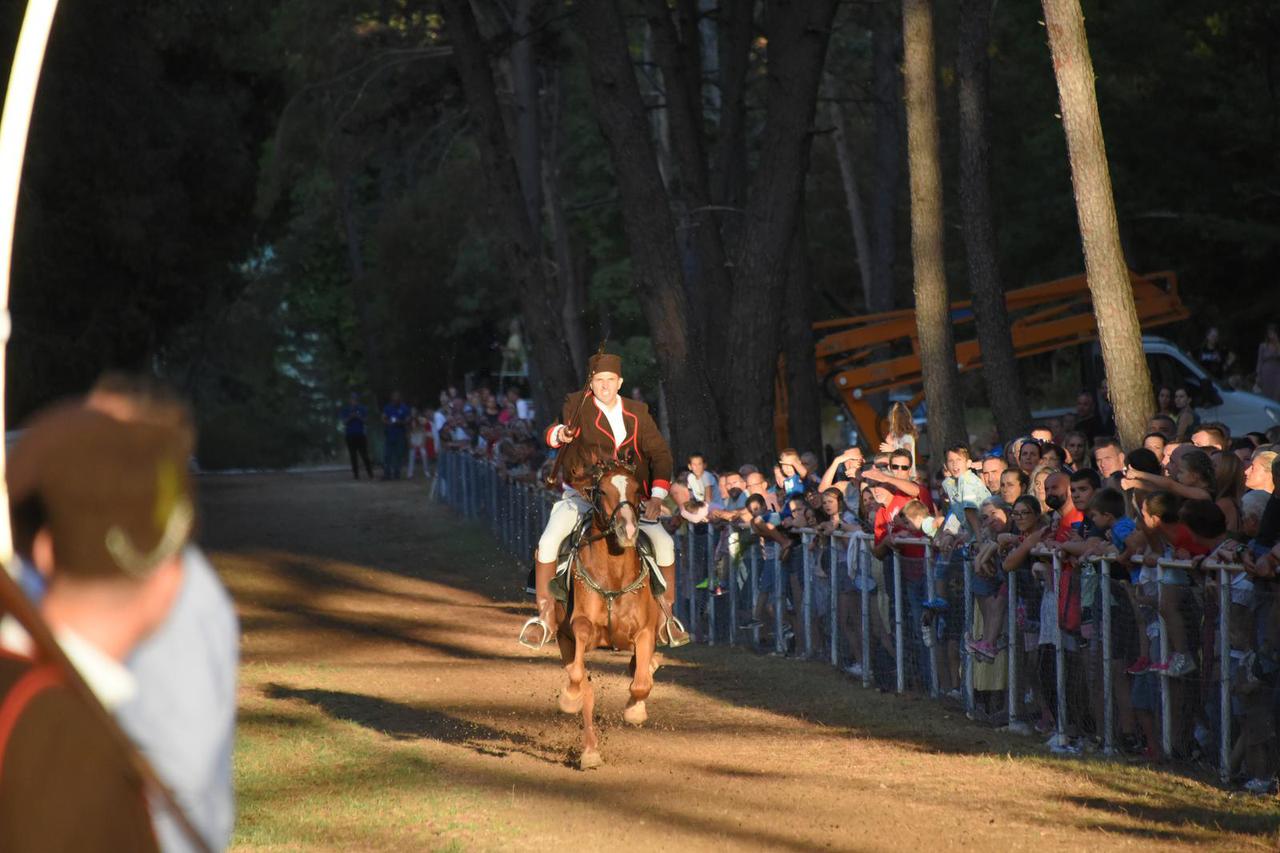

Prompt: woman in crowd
[
  {"left": 1018, "top": 439, "right": 1043, "bottom": 476},
  {"left": 1172, "top": 386, "right": 1199, "bottom": 441},
  {"left": 1212, "top": 451, "right": 1246, "bottom": 533},
  {"left": 1155, "top": 385, "right": 1176, "bottom": 418},
  {"left": 1062, "top": 431, "right": 1090, "bottom": 471}
]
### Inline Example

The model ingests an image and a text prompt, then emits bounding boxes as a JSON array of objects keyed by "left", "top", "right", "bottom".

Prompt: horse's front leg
[
  {"left": 564, "top": 615, "right": 602, "bottom": 769},
  {"left": 624, "top": 621, "right": 655, "bottom": 727},
  {"left": 558, "top": 615, "right": 590, "bottom": 715}
]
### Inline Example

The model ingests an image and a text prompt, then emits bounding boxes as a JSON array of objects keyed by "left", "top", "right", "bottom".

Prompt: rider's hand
[
  {"left": 560, "top": 425, "right": 579, "bottom": 443},
  {"left": 643, "top": 496, "right": 663, "bottom": 521}
]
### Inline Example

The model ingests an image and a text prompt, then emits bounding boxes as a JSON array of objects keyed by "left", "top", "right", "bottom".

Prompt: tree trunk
[
  {"left": 957, "top": 0, "right": 1031, "bottom": 441},
  {"left": 713, "top": 0, "right": 753, "bottom": 214},
  {"left": 868, "top": 1, "right": 902, "bottom": 315},
  {"left": 542, "top": 66, "right": 588, "bottom": 383},
  {"left": 574, "top": 0, "right": 723, "bottom": 462},
  {"left": 784, "top": 212, "right": 823, "bottom": 454},
  {"left": 826, "top": 97, "right": 874, "bottom": 309},
  {"left": 1042, "top": 0, "right": 1153, "bottom": 449},
  {"left": 443, "top": 0, "right": 577, "bottom": 421},
  {"left": 723, "top": 0, "right": 839, "bottom": 466},
  {"left": 510, "top": 0, "right": 543, "bottom": 233},
  {"left": 643, "top": 0, "right": 735, "bottom": 404},
  {"left": 339, "top": 174, "right": 385, "bottom": 393},
  {"left": 902, "top": 0, "right": 967, "bottom": 453}
]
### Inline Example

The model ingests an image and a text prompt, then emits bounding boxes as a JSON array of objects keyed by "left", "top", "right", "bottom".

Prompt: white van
[{"left": 1140, "top": 335, "right": 1280, "bottom": 437}]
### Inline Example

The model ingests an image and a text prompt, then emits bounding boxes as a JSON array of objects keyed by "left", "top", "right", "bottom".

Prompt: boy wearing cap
[
  {"left": 0, "top": 404, "right": 195, "bottom": 853},
  {"left": 523, "top": 351, "right": 686, "bottom": 648}
]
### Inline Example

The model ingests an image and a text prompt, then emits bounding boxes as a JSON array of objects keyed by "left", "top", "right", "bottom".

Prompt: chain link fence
[{"left": 435, "top": 452, "right": 1270, "bottom": 786}]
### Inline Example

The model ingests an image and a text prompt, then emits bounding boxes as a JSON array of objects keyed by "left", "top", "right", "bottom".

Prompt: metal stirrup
[
  {"left": 658, "top": 615, "right": 690, "bottom": 648},
  {"left": 518, "top": 617, "right": 552, "bottom": 650}
]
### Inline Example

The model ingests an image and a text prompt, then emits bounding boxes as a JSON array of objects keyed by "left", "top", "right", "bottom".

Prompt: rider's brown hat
[
  {"left": 587, "top": 351, "right": 623, "bottom": 378},
  {"left": 7, "top": 402, "right": 195, "bottom": 579}
]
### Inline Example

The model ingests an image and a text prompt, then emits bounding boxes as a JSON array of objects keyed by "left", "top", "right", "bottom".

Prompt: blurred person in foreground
[
  {"left": 88, "top": 373, "right": 239, "bottom": 853},
  {"left": 0, "top": 403, "right": 194, "bottom": 852}
]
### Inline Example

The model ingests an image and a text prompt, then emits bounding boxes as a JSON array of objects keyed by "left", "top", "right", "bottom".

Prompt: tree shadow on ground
[
  {"left": 213, "top": 473, "right": 1279, "bottom": 845},
  {"left": 264, "top": 683, "right": 567, "bottom": 765}
]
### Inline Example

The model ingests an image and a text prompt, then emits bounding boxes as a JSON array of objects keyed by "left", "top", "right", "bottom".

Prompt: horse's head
[{"left": 588, "top": 457, "right": 643, "bottom": 548}]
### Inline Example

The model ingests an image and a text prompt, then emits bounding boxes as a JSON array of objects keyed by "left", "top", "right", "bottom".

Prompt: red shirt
[
  {"left": 1169, "top": 523, "right": 1212, "bottom": 557},
  {"left": 873, "top": 494, "right": 910, "bottom": 546},
  {"left": 1054, "top": 507, "right": 1085, "bottom": 543},
  {"left": 874, "top": 493, "right": 926, "bottom": 582}
]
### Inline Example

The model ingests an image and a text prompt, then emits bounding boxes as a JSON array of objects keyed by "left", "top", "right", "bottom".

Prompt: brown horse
[{"left": 555, "top": 458, "right": 662, "bottom": 770}]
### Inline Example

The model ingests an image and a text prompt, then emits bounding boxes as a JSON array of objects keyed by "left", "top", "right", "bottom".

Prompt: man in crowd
[
  {"left": 1092, "top": 437, "right": 1126, "bottom": 488},
  {"left": 339, "top": 392, "right": 374, "bottom": 480},
  {"left": 980, "top": 454, "right": 1008, "bottom": 496},
  {"left": 1, "top": 404, "right": 195, "bottom": 851},
  {"left": 381, "top": 390, "right": 412, "bottom": 479},
  {"left": 1073, "top": 390, "right": 1114, "bottom": 440}
]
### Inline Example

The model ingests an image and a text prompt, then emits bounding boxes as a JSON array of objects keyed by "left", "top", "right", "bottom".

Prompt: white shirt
[
  {"left": 119, "top": 547, "right": 239, "bottom": 853},
  {"left": 594, "top": 396, "right": 627, "bottom": 447},
  {"left": 59, "top": 628, "right": 138, "bottom": 710}
]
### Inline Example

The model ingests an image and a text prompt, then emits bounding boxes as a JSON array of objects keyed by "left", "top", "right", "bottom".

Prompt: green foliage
[{"left": 10, "top": 0, "right": 1279, "bottom": 465}]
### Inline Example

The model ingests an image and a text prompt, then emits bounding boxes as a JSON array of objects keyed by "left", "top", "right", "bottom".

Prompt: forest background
[{"left": 2, "top": 0, "right": 1277, "bottom": 468}]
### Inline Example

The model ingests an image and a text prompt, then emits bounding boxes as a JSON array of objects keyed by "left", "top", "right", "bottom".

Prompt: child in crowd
[
  {"left": 967, "top": 498, "right": 1011, "bottom": 662},
  {"left": 1137, "top": 491, "right": 1204, "bottom": 677},
  {"left": 880, "top": 402, "right": 919, "bottom": 470},
  {"left": 685, "top": 453, "right": 718, "bottom": 504}
]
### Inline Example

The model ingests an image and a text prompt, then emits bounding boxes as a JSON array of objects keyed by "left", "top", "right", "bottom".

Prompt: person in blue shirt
[
  {"left": 381, "top": 390, "right": 412, "bottom": 480},
  {"left": 339, "top": 392, "right": 374, "bottom": 479}
]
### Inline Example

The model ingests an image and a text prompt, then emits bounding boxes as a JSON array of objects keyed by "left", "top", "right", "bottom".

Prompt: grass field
[{"left": 203, "top": 472, "right": 1280, "bottom": 851}]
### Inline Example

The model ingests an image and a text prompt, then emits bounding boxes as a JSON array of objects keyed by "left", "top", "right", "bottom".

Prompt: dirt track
[{"left": 205, "top": 472, "right": 1278, "bottom": 851}]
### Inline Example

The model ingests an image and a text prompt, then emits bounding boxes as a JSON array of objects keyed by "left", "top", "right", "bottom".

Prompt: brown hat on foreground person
[{"left": 0, "top": 403, "right": 195, "bottom": 853}]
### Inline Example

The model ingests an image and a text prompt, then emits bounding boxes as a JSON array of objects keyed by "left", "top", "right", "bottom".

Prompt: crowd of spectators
[
  {"left": 339, "top": 384, "right": 547, "bottom": 482},
  {"left": 433, "top": 362, "right": 1280, "bottom": 793},
  {"left": 633, "top": 392, "right": 1280, "bottom": 793}
]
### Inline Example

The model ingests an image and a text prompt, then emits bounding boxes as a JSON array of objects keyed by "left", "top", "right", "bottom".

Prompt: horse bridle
[{"left": 569, "top": 462, "right": 651, "bottom": 630}]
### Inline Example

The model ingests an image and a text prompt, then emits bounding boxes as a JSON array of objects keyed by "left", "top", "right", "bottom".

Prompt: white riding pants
[{"left": 536, "top": 493, "right": 675, "bottom": 565}]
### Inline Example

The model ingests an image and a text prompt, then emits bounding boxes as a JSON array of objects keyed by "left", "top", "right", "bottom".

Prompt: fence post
[
  {"left": 893, "top": 550, "right": 905, "bottom": 694},
  {"left": 728, "top": 526, "right": 739, "bottom": 646},
  {"left": 1217, "top": 564, "right": 1230, "bottom": 785},
  {"left": 1157, "top": 560, "right": 1172, "bottom": 760},
  {"left": 963, "top": 552, "right": 974, "bottom": 714},
  {"left": 748, "top": 541, "right": 761, "bottom": 648},
  {"left": 1007, "top": 566, "right": 1019, "bottom": 730},
  {"left": 925, "top": 541, "right": 938, "bottom": 698},
  {"left": 706, "top": 524, "right": 717, "bottom": 647},
  {"left": 859, "top": 536, "right": 871, "bottom": 688},
  {"left": 800, "top": 533, "right": 814, "bottom": 659},
  {"left": 773, "top": 544, "right": 786, "bottom": 655},
  {"left": 1052, "top": 551, "right": 1067, "bottom": 746},
  {"left": 685, "top": 524, "right": 698, "bottom": 640},
  {"left": 1100, "top": 559, "right": 1115, "bottom": 756},
  {"left": 460, "top": 455, "right": 471, "bottom": 514},
  {"left": 830, "top": 533, "right": 840, "bottom": 667}
]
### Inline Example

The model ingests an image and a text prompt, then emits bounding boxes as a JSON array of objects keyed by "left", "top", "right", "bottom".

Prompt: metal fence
[{"left": 436, "top": 452, "right": 1260, "bottom": 785}]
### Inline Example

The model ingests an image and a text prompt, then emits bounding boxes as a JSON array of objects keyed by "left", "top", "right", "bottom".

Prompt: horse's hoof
[
  {"left": 558, "top": 689, "right": 584, "bottom": 714},
  {"left": 623, "top": 701, "right": 647, "bottom": 726},
  {"left": 579, "top": 749, "right": 604, "bottom": 770}
]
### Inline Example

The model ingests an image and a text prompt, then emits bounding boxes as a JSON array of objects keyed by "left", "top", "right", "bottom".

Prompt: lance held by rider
[{"left": 520, "top": 349, "right": 689, "bottom": 649}]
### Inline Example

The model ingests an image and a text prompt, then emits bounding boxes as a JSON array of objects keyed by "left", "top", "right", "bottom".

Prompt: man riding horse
[{"left": 520, "top": 351, "right": 690, "bottom": 649}]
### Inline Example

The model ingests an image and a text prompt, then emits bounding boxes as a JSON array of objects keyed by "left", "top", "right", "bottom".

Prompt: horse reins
[{"left": 568, "top": 469, "right": 651, "bottom": 636}]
